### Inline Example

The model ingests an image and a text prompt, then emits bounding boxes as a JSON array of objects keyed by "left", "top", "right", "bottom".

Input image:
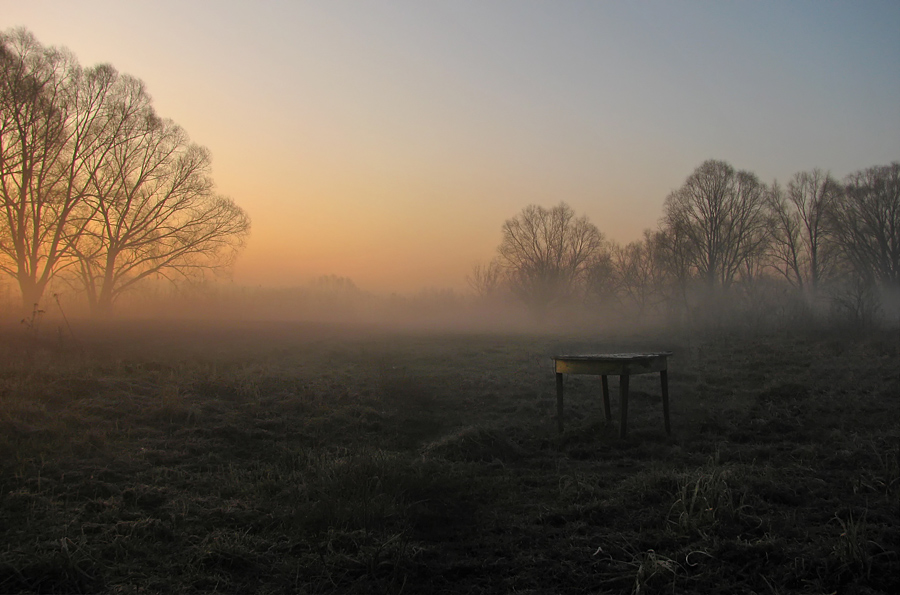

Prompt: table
[{"left": 553, "top": 352, "right": 672, "bottom": 438}]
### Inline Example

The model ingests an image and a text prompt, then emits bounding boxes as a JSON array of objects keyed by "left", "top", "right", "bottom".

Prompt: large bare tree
[
  {"left": 0, "top": 29, "right": 122, "bottom": 310},
  {"left": 76, "top": 96, "right": 250, "bottom": 314},
  {"left": 0, "top": 29, "right": 250, "bottom": 314},
  {"left": 767, "top": 169, "right": 841, "bottom": 292},
  {"left": 497, "top": 202, "right": 604, "bottom": 314},
  {"left": 662, "top": 160, "right": 770, "bottom": 290},
  {"left": 829, "top": 162, "right": 900, "bottom": 287}
]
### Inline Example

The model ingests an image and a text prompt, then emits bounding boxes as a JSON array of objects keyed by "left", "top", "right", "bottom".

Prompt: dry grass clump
[{"left": 422, "top": 425, "right": 529, "bottom": 463}]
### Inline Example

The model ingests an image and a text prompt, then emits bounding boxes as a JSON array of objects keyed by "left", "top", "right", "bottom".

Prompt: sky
[{"left": 3, "top": 1, "right": 899, "bottom": 293}]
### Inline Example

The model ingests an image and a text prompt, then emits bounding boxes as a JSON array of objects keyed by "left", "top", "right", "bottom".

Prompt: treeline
[
  {"left": 0, "top": 29, "right": 250, "bottom": 315},
  {"left": 473, "top": 159, "right": 900, "bottom": 329}
]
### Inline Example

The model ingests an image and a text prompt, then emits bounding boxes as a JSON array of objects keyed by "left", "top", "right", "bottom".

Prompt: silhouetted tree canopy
[
  {"left": 0, "top": 28, "right": 249, "bottom": 314},
  {"left": 607, "top": 229, "right": 670, "bottom": 315},
  {"left": 829, "top": 162, "right": 900, "bottom": 287},
  {"left": 767, "top": 170, "right": 842, "bottom": 292},
  {"left": 662, "top": 159, "right": 769, "bottom": 290},
  {"left": 497, "top": 202, "right": 605, "bottom": 314},
  {"left": 466, "top": 259, "right": 504, "bottom": 300}
]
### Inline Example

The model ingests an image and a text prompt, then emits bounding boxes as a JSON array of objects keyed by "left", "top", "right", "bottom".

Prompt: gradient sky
[{"left": 4, "top": 1, "right": 899, "bottom": 292}]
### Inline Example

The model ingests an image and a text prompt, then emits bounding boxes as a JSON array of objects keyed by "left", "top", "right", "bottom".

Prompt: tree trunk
[
  {"left": 90, "top": 250, "right": 119, "bottom": 316},
  {"left": 17, "top": 276, "right": 46, "bottom": 317}
]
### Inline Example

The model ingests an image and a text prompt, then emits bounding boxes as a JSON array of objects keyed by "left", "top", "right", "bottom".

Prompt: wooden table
[{"left": 553, "top": 352, "right": 672, "bottom": 438}]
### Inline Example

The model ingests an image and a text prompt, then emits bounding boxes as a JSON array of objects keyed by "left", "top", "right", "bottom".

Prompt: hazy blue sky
[{"left": 3, "top": 1, "right": 899, "bottom": 290}]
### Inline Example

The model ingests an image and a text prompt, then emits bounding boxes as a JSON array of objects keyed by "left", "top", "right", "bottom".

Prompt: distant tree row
[
  {"left": 0, "top": 28, "right": 250, "bottom": 315},
  {"left": 474, "top": 159, "right": 900, "bottom": 327}
]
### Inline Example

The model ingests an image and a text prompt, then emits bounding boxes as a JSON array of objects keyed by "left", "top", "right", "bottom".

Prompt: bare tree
[
  {"left": 497, "top": 202, "right": 604, "bottom": 314},
  {"left": 662, "top": 160, "right": 770, "bottom": 290},
  {"left": 76, "top": 104, "right": 250, "bottom": 314},
  {"left": 829, "top": 162, "right": 900, "bottom": 287},
  {"left": 466, "top": 259, "right": 504, "bottom": 299},
  {"left": 0, "top": 29, "right": 121, "bottom": 310},
  {"left": 767, "top": 170, "right": 841, "bottom": 291},
  {"left": 584, "top": 244, "right": 617, "bottom": 308},
  {"left": 653, "top": 224, "right": 692, "bottom": 306},
  {"left": 0, "top": 28, "right": 250, "bottom": 315},
  {"left": 610, "top": 229, "right": 670, "bottom": 315}
]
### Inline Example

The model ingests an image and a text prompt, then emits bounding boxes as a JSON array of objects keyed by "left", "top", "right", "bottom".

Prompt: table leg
[
  {"left": 556, "top": 372, "right": 564, "bottom": 433},
  {"left": 661, "top": 369, "right": 671, "bottom": 435},
  {"left": 619, "top": 374, "right": 629, "bottom": 438},
  {"left": 600, "top": 375, "right": 611, "bottom": 422}
]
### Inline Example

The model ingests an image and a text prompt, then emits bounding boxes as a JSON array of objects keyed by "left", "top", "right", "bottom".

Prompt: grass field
[{"left": 1, "top": 321, "right": 898, "bottom": 594}]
